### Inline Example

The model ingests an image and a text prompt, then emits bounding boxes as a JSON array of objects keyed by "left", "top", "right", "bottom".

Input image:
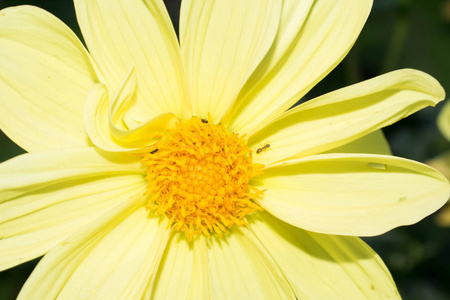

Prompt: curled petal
[
  {"left": 74, "top": 0, "right": 188, "bottom": 120},
  {"left": 84, "top": 68, "right": 176, "bottom": 152}
]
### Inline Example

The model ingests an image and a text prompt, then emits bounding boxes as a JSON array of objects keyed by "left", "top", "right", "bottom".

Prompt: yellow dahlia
[
  {"left": 1, "top": 0, "right": 449, "bottom": 299},
  {"left": 426, "top": 100, "right": 450, "bottom": 226}
]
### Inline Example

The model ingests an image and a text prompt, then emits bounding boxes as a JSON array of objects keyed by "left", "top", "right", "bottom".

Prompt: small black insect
[
  {"left": 201, "top": 118, "right": 208, "bottom": 123},
  {"left": 256, "top": 144, "right": 270, "bottom": 154},
  {"left": 150, "top": 149, "right": 159, "bottom": 154}
]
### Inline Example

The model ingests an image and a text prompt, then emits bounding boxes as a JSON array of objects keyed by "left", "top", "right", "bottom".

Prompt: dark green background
[{"left": 1, "top": 0, "right": 450, "bottom": 299}]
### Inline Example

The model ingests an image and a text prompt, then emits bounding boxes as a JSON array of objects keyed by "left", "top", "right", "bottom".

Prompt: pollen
[{"left": 140, "top": 116, "right": 264, "bottom": 241}]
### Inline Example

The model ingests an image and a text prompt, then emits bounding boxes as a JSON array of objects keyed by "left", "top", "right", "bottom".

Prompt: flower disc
[{"left": 140, "top": 116, "right": 264, "bottom": 240}]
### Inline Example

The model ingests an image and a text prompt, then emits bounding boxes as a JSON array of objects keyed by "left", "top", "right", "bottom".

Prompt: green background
[{"left": 1, "top": 0, "right": 450, "bottom": 299}]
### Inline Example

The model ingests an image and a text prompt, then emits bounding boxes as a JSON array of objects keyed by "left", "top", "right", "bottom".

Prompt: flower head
[
  {"left": 140, "top": 116, "right": 264, "bottom": 240},
  {"left": 0, "top": 0, "right": 449, "bottom": 299},
  {"left": 426, "top": 100, "right": 450, "bottom": 226}
]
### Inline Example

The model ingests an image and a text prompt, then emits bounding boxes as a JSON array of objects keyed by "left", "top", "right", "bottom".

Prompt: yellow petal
[
  {"left": 205, "top": 226, "right": 294, "bottom": 299},
  {"left": 84, "top": 79, "right": 176, "bottom": 152},
  {"left": 147, "top": 234, "right": 210, "bottom": 299},
  {"left": 0, "top": 147, "right": 143, "bottom": 203},
  {"left": 108, "top": 67, "right": 177, "bottom": 149},
  {"left": 252, "top": 153, "right": 450, "bottom": 236},
  {"left": 0, "top": 6, "right": 97, "bottom": 151},
  {"left": 74, "top": 0, "right": 187, "bottom": 120},
  {"left": 248, "top": 212, "right": 400, "bottom": 299},
  {"left": 18, "top": 195, "right": 170, "bottom": 300},
  {"left": 180, "top": 0, "right": 281, "bottom": 121},
  {"left": 327, "top": 130, "right": 392, "bottom": 155},
  {"left": 438, "top": 99, "right": 450, "bottom": 141},
  {"left": 0, "top": 146, "right": 143, "bottom": 270},
  {"left": 224, "top": 0, "right": 372, "bottom": 134},
  {"left": 84, "top": 84, "right": 120, "bottom": 151},
  {"left": 0, "top": 175, "right": 144, "bottom": 271},
  {"left": 249, "top": 69, "right": 445, "bottom": 165}
]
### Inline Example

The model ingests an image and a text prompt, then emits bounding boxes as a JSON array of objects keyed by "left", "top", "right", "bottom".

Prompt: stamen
[{"left": 140, "top": 116, "right": 264, "bottom": 241}]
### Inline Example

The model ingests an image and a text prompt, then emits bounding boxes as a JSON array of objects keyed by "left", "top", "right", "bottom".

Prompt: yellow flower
[
  {"left": 438, "top": 98, "right": 450, "bottom": 143},
  {"left": 0, "top": 0, "right": 449, "bottom": 299},
  {"left": 426, "top": 100, "right": 450, "bottom": 226}
]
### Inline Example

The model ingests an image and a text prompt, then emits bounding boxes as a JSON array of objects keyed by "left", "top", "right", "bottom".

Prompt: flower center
[{"left": 140, "top": 116, "right": 264, "bottom": 241}]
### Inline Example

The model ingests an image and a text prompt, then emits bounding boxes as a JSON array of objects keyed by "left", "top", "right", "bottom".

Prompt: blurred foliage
[{"left": 1, "top": 0, "right": 450, "bottom": 299}]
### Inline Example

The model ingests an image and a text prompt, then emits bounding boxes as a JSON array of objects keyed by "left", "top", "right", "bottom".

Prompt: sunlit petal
[
  {"left": 248, "top": 212, "right": 400, "bottom": 299},
  {"left": 0, "top": 147, "right": 143, "bottom": 204},
  {"left": 18, "top": 196, "right": 170, "bottom": 300},
  {"left": 252, "top": 153, "right": 450, "bottom": 236},
  {"left": 0, "top": 147, "right": 144, "bottom": 271},
  {"left": 205, "top": 226, "right": 294, "bottom": 299},
  {"left": 146, "top": 234, "right": 210, "bottom": 299},
  {"left": 84, "top": 77, "right": 176, "bottom": 152},
  {"left": 74, "top": 0, "right": 187, "bottom": 120},
  {"left": 180, "top": 0, "right": 281, "bottom": 121},
  {"left": 249, "top": 69, "right": 444, "bottom": 165},
  {"left": 0, "top": 6, "right": 97, "bottom": 151},
  {"left": 225, "top": 0, "right": 372, "bottom": 134},
  {"left": 0, "top": 175, "right": 144, "bottom": 271}
]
